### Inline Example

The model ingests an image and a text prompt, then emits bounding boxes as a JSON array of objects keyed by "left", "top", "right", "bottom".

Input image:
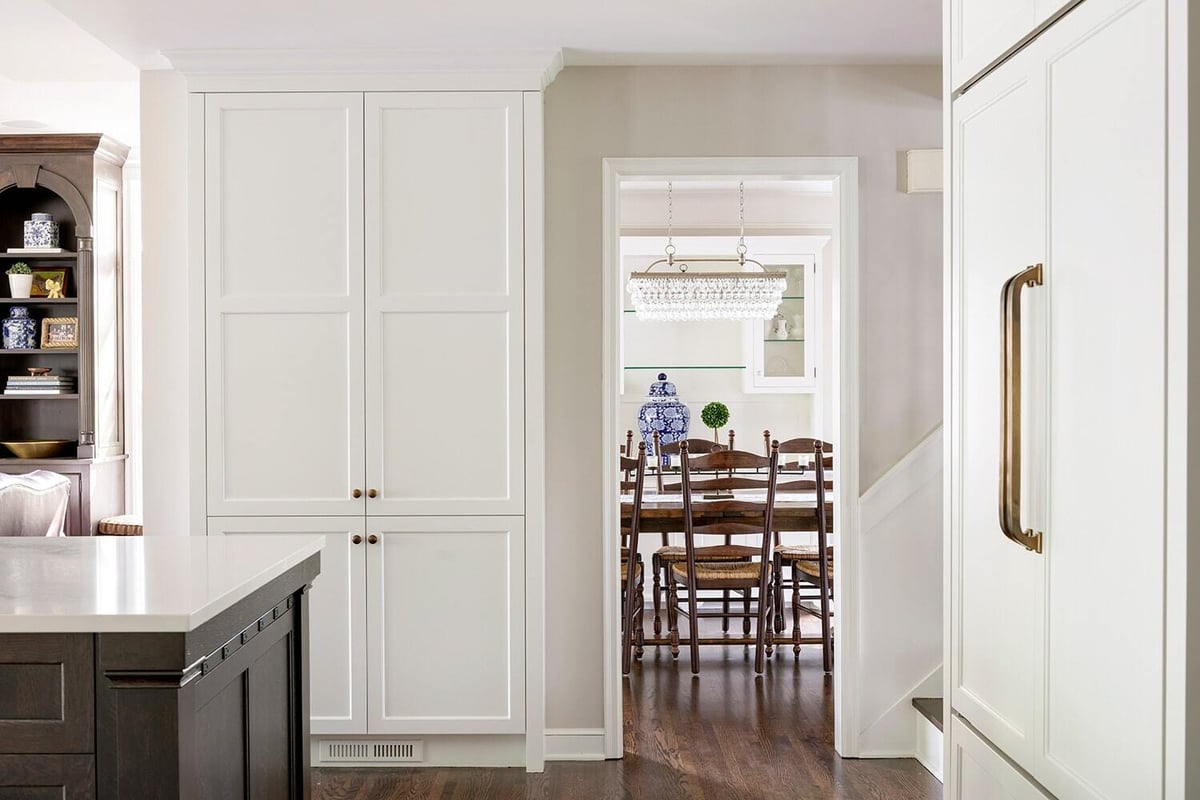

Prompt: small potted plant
[
  {"left": 701, "top": 401, "right": 730, "bottom": 443},
  {"left": 6, "top": 262, "right": 31, "bottom": 299}
]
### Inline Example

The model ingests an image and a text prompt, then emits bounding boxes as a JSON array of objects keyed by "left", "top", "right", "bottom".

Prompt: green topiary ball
[{"left": 701, "top": 401, "right": 730, "bottom": 431}]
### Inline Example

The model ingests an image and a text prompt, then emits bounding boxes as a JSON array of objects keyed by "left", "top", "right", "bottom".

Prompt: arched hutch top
[{"left": 0, "top": 134, "right": 129, "bottom": 535}]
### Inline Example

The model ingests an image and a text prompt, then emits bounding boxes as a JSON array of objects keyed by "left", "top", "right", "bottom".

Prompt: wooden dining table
[
  {"left": 621, "top": 490, "right": 834, "bottom": 533},
  {"left": 620, "top": 489, "right": 833, "bottom": 649}
]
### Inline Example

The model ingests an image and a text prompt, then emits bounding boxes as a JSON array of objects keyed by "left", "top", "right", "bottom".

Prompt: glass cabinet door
[{"left": 746, "top": 256, "right": 816, "bottom": 392}]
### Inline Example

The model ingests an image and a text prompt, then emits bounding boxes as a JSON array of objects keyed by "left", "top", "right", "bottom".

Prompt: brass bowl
[{"left": 1, "top": 440, "right": 72, "bottom": 459}]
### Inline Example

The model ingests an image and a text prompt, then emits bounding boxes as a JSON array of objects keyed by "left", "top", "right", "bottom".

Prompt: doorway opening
[{"left": 600, "top": 157, "right": 861, "bottom": 759}]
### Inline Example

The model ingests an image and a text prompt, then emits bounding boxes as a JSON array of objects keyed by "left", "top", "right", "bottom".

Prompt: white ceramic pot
[{"left": 7, "top": 274, "right": 32, "bottom": 299}]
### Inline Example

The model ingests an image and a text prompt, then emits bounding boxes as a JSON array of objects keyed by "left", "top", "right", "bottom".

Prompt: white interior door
[
  {"left": 366, "top": 516, "right": 525, "bottom": 734},
  {"left": 1035, "top": 0, "right": 1165, "bottom": 796},
  {"left": 950, "top": 0, "right": 1037, "bottom": 91},
  {"left": 207, "top": 516, "right": 368, "bottom": 735},
  {"left": 205, "top": 93, "right": 366, "bottom": 516},
  {"left": 950, "top": 40, "right": 1046, "bottom": 772},
  {"left": 364, "top": 92, "right": 525, "bottom": 516}
]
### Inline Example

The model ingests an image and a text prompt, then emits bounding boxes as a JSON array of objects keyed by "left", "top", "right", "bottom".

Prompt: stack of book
[{"left": 4, "top": 375, "right": 77, "bottom": 396}]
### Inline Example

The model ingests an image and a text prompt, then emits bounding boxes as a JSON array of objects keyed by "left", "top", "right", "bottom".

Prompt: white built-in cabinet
[
  {"left": 949, "top": 0, "right": 1081, "bottom": 90},
  {"left": 202, "top": 90, "right": 531, "bottom": 738},
  {"left": 948, "top": 0, "right": 1168, "bottom": 796}
]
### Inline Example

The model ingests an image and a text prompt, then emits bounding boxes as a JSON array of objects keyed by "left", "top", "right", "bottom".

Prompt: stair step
[{"left": 912, "top": 697, "right": 943, "bottom": 732}]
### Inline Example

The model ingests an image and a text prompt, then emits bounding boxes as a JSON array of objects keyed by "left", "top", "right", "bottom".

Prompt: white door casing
[
  {"left": 364, "top": 92, "right": 525, "bottom": 516},
  {"left": 208, "top": 516, "right": 368, "bottom": 735},
  {"left": 205, "top": 93, "right": 366, "bottom": 517},
  {"left": 366, "top": 516, "right": 526, "bottom": 734}
]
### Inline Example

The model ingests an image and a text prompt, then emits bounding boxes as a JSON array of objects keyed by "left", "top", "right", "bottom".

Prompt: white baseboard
[{"left": 545, "top": 728, "right": 607, "bottom": 761}]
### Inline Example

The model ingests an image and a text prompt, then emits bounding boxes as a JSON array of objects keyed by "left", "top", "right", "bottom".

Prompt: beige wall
[{"left": 544, "top": 65, "right": 943, "bottom": 729}]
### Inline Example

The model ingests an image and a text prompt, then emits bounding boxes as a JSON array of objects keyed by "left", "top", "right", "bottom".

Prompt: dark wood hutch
[{"left": 0, "top": 134, "right": 128, "bottom": 534}]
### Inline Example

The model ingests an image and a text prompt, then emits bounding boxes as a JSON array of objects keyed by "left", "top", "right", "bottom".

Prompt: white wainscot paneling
[
  {"left": 208, "top": 517, "right": 367, "bottom": 734},
  {"left": 856, "top": 427, "right": 944, "bottom": 757},
  {"left": 367, "top": 517, "right": 525, "bottom": 734}
]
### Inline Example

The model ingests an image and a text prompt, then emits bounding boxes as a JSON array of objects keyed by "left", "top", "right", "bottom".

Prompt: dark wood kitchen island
[{"left": 0, "top": 534, "right": 323, "bottom": 799}]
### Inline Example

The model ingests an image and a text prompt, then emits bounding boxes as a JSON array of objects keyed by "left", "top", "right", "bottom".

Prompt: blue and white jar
[
  {"left": 2, "top": 306, "right": 37, "bottom": 350},
  {"left": 23, "top": 213, "right": 59, "bottom": 249},
  {"left": 637, "top": 372, "right": 691, "bottom": 467}
]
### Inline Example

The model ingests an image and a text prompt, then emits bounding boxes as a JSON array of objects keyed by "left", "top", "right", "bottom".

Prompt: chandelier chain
[
  {"left": 737, "top": 181, "right": 747, "bottom": 258},
  {"left": 665, "top": 180, "right": 676, "bottom": 259}
]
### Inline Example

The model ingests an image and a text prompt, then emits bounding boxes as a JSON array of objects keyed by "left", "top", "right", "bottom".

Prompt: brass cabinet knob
[
  {"left": 367, "top": 534, "right": 379, "bottom": 545},
  {"left": 351, "top": 534, "right": 363, "bottom": 545},
  {"left": 352, "top": 489, "right": 363, "bottom": 499},
  {"left": 367, "top": 489, "right": 378, "bottom": 498}
]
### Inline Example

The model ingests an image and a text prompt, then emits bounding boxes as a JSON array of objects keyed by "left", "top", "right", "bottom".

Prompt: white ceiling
[{"left": 40, "top": 0, "right": 941, "bottom": 70}]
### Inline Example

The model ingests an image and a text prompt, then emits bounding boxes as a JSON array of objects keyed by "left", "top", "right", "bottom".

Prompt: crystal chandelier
[{"left": 627, "top": 181, "right": 787, "bottom": 321}]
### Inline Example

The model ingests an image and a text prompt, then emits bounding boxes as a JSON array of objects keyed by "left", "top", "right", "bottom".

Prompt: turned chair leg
[
  {"left": 668, "top": 578, "right": 681, "bottom": 658},
  {"left": 652, "top": 555, "right": 663, "bottom": 636},
  {"left": 686, "top": 579, "right": 701, "bottom": 675},
  {"left": 773, "top": 553, "right": 785, "bottom": 634},
  {"left": 722, "top": 589, "right": 731, "bottom": 632},
  {"left": 792, "top": 561, "right": 803, "bottom": 658},
  {"left": 635, "top": 571, "right": 646, "bottom": 659},
  {"left": 743, "top": 591, "right": 751, "bottom": 635}
]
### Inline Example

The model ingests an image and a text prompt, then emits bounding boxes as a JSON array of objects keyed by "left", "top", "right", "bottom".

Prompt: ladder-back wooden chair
[
  {"left": 767, "top": 437, "right": 834, "bottom": 672},
  {"left": 666, "top": 440, "right": 780, "bottom": 674},
  {"left": 620, "top": 442, "right": 648, "bottom": 673},
  {"left": 649, "top": 430, "right": 751, "bottom": 637}
]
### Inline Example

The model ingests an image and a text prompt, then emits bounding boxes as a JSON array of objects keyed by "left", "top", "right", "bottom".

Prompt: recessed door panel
[
  {"left": 951, "top": 42, "right": 1046, "bottom": 769},
  {"left": 366, "top": 517, "right": 525, "bottom": 734},
  {"left": 205, "top": 93, "right": 365, "bottom": 516},
  {"left": 212, "top": 312, "right": 359, "bottom": 511},
  {"left": 1041, "top": 0, "right": 1165, "bottom": 796},
  {"left": 365, "top": 93, "right": 524, "bottom": 515},
  {"left": 209, "top": 518, "right": 368, "bottom": 735},
  {"left": 370, "top": 95, "right": 520, "bottom": 297}
]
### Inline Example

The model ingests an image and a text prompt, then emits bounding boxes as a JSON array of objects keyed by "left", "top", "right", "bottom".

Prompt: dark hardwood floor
[{"left": 314, "top": 614, "right": 942, "bottom": 800}]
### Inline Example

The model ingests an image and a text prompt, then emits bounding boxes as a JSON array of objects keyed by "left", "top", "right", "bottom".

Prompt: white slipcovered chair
[{"left": 0, "top": 470, "right": 71, "bottom": 536}]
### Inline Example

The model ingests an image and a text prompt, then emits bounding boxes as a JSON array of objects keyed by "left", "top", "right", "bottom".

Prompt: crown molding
[{"left": 163, "top": 48, "right": 564, "bottom": 91}]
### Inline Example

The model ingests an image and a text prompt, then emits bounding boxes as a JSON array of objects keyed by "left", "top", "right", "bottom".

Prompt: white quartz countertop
[{"left": 0, "top": 535, "right": 323, "bottom": 633}]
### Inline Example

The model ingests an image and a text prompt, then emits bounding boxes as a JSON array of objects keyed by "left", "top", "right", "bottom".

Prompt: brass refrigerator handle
[{"left": 999, "top": 263, "right": 1044, "bottom": 554}]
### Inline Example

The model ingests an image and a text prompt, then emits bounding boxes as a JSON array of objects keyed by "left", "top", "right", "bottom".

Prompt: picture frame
[
  {"left": 40, "top": 317, "right": 79, "bottom": 349},
  {"left": 30, "top": 269, "right": 68, "bottom": 298}
]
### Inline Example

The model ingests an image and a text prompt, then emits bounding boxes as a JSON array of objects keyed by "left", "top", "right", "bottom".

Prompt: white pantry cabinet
[
  {"left": 948, "top": 0, "right": 1169, "bottom": 796},
  {"left": 208, "top": 517, "right": 368, "bottom": 735},
  {"left": 949, "top": 0, "right": 1085, "bottom": 91},
  {"left": 200, "top": 90, "right": 536, "bottom": 742}
]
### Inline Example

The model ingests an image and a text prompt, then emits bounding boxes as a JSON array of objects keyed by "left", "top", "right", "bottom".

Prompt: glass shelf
[
  {"left": 765, "top": 338, "right": 805, "bottom": 343},
  {"left": 0, "top": 394, "right": 79, "bottom": 400},
  {"left": 781, "top": 295, "right": 805, "bottom": 300},
  {"left": 0, "top": 298, "right": 77, "bottom": 304},
  {"left": 0, "top": 349, "right": 77, "bottom": 355},
  {"left": 624, "top": 365, "right": 746, "bottom": 370}
]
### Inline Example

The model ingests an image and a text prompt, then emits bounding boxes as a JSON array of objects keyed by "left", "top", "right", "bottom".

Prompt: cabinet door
[
  {"left": 205, "top": 93, "right": 366, "bottom": 516},
  {"left": 208, "top": 517, "right": 368, "bottom": 735},
  {"left": 1034, "top": 0, "right": 1165, "bottom": 796},
  {"left": 364, "top": 93, "right": 525, "bottom": 516},
  {"left": 947, "top": 718, "right": 1051, "bottom": 800},
  {"left": 0, "top": 755, "right": 94, "bottom": 800},
  {"left": 950, "top": 0, "right": 1037, "bottom": 91},
  {"left": 746, "top": 255, "right": 817, "bottom": 393},
  {"left": 365, "top": 516, "right": 525, "bottom": 734},
  {"left": 950, "top": 39, "right": 1046, "bottom": 773}
]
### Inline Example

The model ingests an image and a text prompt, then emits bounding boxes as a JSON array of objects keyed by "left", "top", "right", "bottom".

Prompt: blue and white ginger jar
[
  {"left": 637, "top": 372, "right": 690, "bottom": 467},
  {"left": 2, "top": 306, "right": 37, "bottom": 350},
  {"left": 23, "top": 213, "right": 59, "bottom": 249}
]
